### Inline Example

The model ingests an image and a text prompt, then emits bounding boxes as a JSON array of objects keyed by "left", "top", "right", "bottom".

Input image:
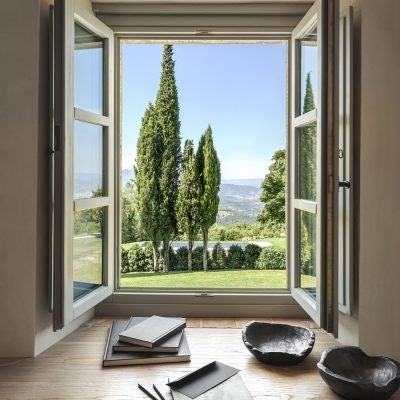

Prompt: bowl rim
[
  {"left": 317, "top": 346, "right": 400, "bottom": 390},
  {"left": 242, "top": 321, "right": 316, "bottom": 358}
]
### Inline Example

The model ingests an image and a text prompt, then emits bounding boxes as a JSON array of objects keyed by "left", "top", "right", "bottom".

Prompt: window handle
[{"left": 339, "top": 180, "right": 351, "bottom": 189}]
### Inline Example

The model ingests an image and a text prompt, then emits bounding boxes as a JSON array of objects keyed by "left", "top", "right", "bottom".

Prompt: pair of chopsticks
[{"left": 138, "top": 383, "right": 166, "bottom": 400}]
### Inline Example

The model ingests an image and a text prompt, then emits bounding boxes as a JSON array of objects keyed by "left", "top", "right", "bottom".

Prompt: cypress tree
[
  {"left": 196, "top": 125, "right": 221, "bottom": 271},
  {"left": 300, "top": 72, "right": 317, "bottom": 274},
  {"left": 155, "top": 44, "right": 181, "bottom": 273},
  {"left": 176, "top": 140, "right": 201, "bottom": 271},
  {"left": 134, "top": 103, "right": 162, "bottom": 272}
]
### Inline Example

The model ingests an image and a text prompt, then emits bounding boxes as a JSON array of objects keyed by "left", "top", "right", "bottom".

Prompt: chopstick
[
  {"left": 153, "top": 384, "right": 167, "bottom": 400},
  {"left": 138, "top": 384, "right": 159, "bottom": 400}
]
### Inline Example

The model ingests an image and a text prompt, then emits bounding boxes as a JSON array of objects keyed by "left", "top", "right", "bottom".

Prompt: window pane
[
  {"left": 74, "top": 120, "right": 104, "bottom": 199},
  {"left": 298, "top": 122, "right": 316, "bottom": 201},
  {"left": 299, "top": 25, "right": 318, "bottom": 115},
  {"left": 74, "top": 23, "right": 104, "bottom": 114},
  {"left": 298, "top": 210, "right": 316, "bottom": 298},
  {"left": 73, "top": 208, "right": 104, "bottom": 301}
]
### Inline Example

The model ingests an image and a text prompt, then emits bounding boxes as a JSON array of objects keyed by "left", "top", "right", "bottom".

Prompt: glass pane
[
  {"left": 299, "top": 25, "right": 318, "bottom": 115},
  {"left": 73, "top": 208, "right": 104, "bottom": 301},
  {"left": 74, "top": 120, "right": 104, "bottom": 199},
  {"left": 298, "top": 210, "right": 317, "bottom": 299},
  {"left": 298, "top": 122, "right": 317, "bottom": 201},
  {"left": 74, "top": 22, "right": 104, "bottom": 114}
]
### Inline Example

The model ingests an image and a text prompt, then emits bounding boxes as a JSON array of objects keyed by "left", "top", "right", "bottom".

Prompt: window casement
[
  {"left": 50, "top": 0, "right": 336, "bottom": 331},
  {"left": 51, "top": 0, "right": 114, "bottom": 330}
]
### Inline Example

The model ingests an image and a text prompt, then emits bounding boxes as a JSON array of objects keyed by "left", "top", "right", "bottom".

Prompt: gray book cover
[
  {"left": 118, "top": 315, "right": 186, "bottom": 348},
  {"left": 103, "top": 320, "right": 190, "bottom": 367},
  {"left": 113, "top": 317, "right": 183, "bottom": 353}
]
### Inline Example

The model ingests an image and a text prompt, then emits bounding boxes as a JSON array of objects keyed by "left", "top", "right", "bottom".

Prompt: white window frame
[
  {"left": 51, "top": 0, "right": 115, "bottom": 329},
  {"left": 289, "top": 0, "right": 324, "bottom": 325},
  {"left": 105, "top": 35, "right": 296, "bottom": 317}
]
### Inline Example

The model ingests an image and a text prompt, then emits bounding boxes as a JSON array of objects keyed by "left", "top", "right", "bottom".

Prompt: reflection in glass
[
  {"left": 73, "top": 208, "right": 104, "bottom": 301},
  {"left": 74, "top": 120, "right": 104, "bottom": 199},
  {"left": 299, "top": 26, "right": 317, "bottom": 115},
  {"left": 298, "top": 210, "right": 316, "bottom": 298},
  {"left": 74, "top": 23, "right": 104, "bottom": 114},
  {"left": 298, "top": 122, "right": 317, "bottom": 201}
]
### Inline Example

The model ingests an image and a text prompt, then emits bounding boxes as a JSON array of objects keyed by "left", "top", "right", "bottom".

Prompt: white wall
[
  {"left": 0, "top": 0, "right": 93, "bottom": 358},
  {"left": 358, "top": 0, "right": 400, "bottom": 359}
]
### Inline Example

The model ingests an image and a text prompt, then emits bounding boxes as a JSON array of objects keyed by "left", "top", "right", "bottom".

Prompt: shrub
[
  {"left": 244, "top": 244, "right": 262, "bottom": 269},
  {"left": 192, "top": 246, "right": 210, "bottom": 270},
  {"left": 227, "top": 244, "right": 245, "bottom": 269},
  {"left": 256, "top": 247, "right": 286, "bottom": 270},
  {"left": 127, "top": 244, "right": 153, "bottom": 272},
  {"left": 211, "top": 242, "right": 227, "bottom": 269},
  {"left": 121, "top": 247, "right": 130, "bottom": 273},
  {"left": 159, "top": 245, "right": 177, "bottom": 271},
  {"left": 175, "top": 246, "right": 189, "bottom": 270}
]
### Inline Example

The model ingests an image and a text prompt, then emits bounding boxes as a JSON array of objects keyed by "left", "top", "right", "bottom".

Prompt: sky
[
  {"left": 121, "top": 43, "right": 287, "bottom": 180},
  {"left": 73, "top": 41, "right": 318, "bottom": 182}
]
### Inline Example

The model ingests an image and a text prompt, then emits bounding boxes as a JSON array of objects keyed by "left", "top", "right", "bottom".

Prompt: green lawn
[
  {"left": 73, "top": 235, "right": 102, "bottom": 284},
  {"left": 120, "top": 269, "right": 316, "bottom": 289}
]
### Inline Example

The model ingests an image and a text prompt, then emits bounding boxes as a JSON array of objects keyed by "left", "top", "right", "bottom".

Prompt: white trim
[
  {"left": 74, "top": 107, "right": 110, "bottom": 126},
  {"left": 290, "top": 0, "right": 323, "bottom": 325}
]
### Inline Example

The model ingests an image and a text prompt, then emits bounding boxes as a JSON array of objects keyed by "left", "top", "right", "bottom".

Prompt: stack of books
[{"left": 103, "top": 315, "right": 191, "bottom": 367}]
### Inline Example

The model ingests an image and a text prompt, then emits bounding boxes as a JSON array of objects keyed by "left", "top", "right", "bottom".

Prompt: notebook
[
  {"left": 118, "top": 315, "right": 186, "bottom": 348},
  {"left": 113, "top": 317, "right": 183, "bottom": 353},
  {"left": 103, "top": 320, "right": 190, "bottom": 367}
]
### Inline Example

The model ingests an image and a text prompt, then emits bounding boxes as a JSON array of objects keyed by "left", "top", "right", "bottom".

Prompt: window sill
[{"left": 95, "top": 290, "right": 306, "bottom": 318}]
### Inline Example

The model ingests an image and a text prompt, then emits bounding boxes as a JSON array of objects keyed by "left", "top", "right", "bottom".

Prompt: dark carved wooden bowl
[
  {"left": 318, "top": 346, "right": 400, "bottom": 400},
  {"left": 242, "top": 321, "right": 315, "bottom": 366}
]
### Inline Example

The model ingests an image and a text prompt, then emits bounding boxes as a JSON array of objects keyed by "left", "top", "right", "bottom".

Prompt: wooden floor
[{"left": 0, "top": 317, "right": 393, "bottom": 400}]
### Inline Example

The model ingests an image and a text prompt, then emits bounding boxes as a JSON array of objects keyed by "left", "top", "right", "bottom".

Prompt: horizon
[{"left": 121, "top": 43, "right": 287, "bottom": 180}]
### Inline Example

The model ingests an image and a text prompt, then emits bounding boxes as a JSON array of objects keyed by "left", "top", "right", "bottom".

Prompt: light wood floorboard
[{"left": 0, "top": 317, "right": 395, "bottom": 400}]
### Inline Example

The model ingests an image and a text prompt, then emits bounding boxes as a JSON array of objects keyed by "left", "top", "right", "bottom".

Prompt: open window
[
  {"left": 50, "top": 0, "right": 336, "bottom": 331},
  {"left": 50, "top": 0, "right": 114, "bottom": 330},
  {"left": 289, "top": 0, "right": 325, "bottom": 325}
]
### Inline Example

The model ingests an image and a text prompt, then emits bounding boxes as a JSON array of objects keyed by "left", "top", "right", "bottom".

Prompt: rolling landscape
[{"left": 122, "top": 169, "right": 263, "bottom": 225}]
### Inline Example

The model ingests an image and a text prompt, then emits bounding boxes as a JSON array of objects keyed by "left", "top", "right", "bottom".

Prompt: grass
[
  {"left": 73, "top": 235, "right": 102, "bottom": 284},
  {"left": 120, "top": 269, "right": 316, "bottom": 289}
]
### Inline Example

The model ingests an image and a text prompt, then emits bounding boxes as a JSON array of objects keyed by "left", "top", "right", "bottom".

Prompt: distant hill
[
  {"left": 217, "top": 182, "right": 262, "bottom": 225},
  {"left": 76, "top": 169, "right": 263, "bottom": 225}
]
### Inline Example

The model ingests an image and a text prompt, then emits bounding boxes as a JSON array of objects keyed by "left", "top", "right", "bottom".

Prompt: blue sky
[{"left": 121, "top": 43, "right": 287, "bottom": 180}]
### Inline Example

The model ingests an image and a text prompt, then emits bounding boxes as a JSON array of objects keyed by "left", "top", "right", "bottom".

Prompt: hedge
[
  {"left": 211, "top": 242, "right": 227, "bottom": 269},
  {"left": 255, "top": 247, "right": 286, "bottom": 270},
  {"left": 244, "top": 244, "right": 262, "bottom": 269},
  {"left": 227, "top": 244, "right": 245, "bottom": 269}
]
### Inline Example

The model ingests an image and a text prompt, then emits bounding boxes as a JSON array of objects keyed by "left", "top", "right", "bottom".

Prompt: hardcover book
[
  {"left": 118, "top": 315, "right": 186, "bottom": 348},
  {"left": 103, "top": 320, "right": 190, "bottom": 367},
  {"left": 113, "top": 317, "right": 183, "bottom": 353}
]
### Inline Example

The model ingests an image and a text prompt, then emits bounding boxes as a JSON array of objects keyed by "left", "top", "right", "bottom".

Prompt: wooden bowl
[
  {"left": 242, "top": 321, "right": 315, "bottom": 366},
  {"left": 318, "top": 346, "right": 400, "bottom": 400}
]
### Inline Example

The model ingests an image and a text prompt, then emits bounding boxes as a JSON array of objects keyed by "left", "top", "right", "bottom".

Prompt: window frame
[
  {"left": 52, "top": 0, "right": 115, "bottom": 328},
  {"left": 112, "top": 35, "right": 291, "bottom": 299}
]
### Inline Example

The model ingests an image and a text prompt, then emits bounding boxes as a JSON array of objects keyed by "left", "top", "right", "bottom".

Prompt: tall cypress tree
[
  {"left": 176, "top": 140, "right": 201, "bottom": 271},
  {"left": 134, "top": 103, "right": 162, "bottom": 272},
  {"left": 196, "top": 125, "right": 221, "bottom": 271},
  {"left": 155, "top": 45, "right": 181, "bottom": 273},
  {"left": 300, "top": 72, "right": 316, "bottom": 275}
]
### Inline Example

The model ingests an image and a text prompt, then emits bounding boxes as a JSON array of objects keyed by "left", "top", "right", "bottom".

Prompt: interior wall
[
  {"left": 0, "top": 0, "right": 93, "bottom": 358},
  {"left": 0, "top": 0, "right": 42, "bottom": 358},
  {"left": 357, "top": 0, "right": 400, "bottom": 359}
]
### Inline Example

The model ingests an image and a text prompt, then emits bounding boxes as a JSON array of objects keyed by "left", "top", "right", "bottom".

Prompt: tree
[
  {"left": 176, "top": 140, "right": 201, "bottom": 271},
  {"left": 258, "top": 149, "right": 286, "bottom": 227},
  {"left": 300, "top": 72, "right": 317, "bottom": 274},
  {"left": 121, "top": 180, "right": 138, "bottom": 244},
  {"left": 155, "top": 44, "right": 181, "bottom": 273},
  {"left": 134, "top": 103, "right": 163, "bottom": 272},
  {"left": 196, "top": 125, "right": 221, "bottom": 271}
]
